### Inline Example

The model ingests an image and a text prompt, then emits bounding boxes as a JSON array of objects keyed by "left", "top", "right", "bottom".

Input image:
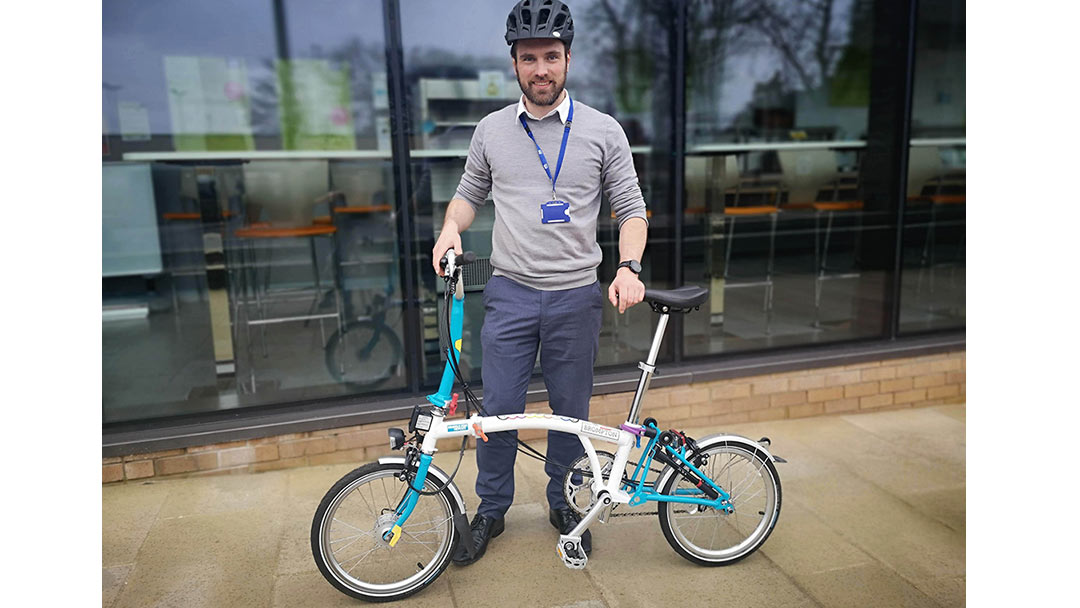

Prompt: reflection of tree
[
  {"left": 687, "top": 0, "right": 871, "bottom": 140},
  {"left": 690, "top": 0, "right": 851, "bottom": 92},
  {"left": 586, "top": 0, "right": 659, "bottom": 115},
  {"left": 578, "top": 0, "right": 674, "bottom": 143}
]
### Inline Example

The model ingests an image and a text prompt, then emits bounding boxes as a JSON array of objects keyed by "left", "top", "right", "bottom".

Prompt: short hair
[{"left": 510, "top": 40, "right": 570, "bottom": 60}]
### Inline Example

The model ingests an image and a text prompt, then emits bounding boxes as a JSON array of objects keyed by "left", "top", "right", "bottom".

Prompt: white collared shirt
[{"left": 516, "top": 90, "right": 572, "bottom": 123}]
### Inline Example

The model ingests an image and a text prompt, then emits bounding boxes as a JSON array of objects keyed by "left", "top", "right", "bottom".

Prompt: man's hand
[
  {"left": 608, "top": 267, "right": 645, "bottom": 314},
  {"left": 432, "top": 222, "right": 462, "bottom": 277}
]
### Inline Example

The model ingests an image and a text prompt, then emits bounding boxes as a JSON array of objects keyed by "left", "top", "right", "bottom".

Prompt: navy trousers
[{"left": 475, "top": 275, "right": 604, "bottom": 519}]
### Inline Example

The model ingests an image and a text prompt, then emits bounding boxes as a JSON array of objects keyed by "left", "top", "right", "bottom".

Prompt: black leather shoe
[
  {"left": 451, "top": 513, "right": 505, "bottom": 566},
  {"left": 549, "top": 507, "right": 592, "bottom": 555}
]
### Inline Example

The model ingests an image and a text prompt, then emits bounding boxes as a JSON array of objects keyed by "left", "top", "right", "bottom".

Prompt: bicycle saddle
[{"left": 643, "top": 286, "right": 708, "bottom": 313}]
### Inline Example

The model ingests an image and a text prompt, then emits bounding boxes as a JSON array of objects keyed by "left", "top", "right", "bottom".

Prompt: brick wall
[{"left": 102, "top": 350, "right": 965, "bottom": 484}]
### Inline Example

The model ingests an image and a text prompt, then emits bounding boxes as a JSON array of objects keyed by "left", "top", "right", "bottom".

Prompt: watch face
[{"left": 621, "top": 260, "right": 641, "bottom": 274}]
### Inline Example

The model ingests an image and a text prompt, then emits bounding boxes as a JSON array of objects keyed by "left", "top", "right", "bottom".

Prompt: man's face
[{"left": 512, "top": 38, "right": 570, "bottom": 108}]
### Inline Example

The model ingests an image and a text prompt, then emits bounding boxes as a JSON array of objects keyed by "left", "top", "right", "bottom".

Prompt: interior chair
[
  {"left": 776, "top": 149, "right": 863, "bottom": 328},
  {"left": 158, "top": 167, "right": 206, "bottom": 311},
  {"left": 159, "top": 167, "right": 245, "bottom": 311},
  {"left": 233, "top": 159, "right": 345, "bottom": 391},
  {"left": 905, "top": 146, "right": 966, "bottom": 305},
  {"left": 691, "top": 154, "right": 781, "bottom": 335}
]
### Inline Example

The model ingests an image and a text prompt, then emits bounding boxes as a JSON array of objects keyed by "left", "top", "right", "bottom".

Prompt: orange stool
[
  {"left": 723, "top": 205, "right": 780, "bottom": 335},
  {"left": 233, "top": 223, "right": 344, "bottom": 390}
]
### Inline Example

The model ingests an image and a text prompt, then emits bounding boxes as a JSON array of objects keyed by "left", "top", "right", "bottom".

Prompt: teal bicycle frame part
[
  {"left": 384, "top": 453, "right": 434, "bottom": 545},
  {"left": 427, "top": 288, "right": 464, "bottom": 408},
  {"left": 626, "top": 433, "right": 731, "bottom": 509}
]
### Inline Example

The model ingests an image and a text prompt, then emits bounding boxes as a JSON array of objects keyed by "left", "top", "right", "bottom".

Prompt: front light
[{"left": 387, "top": 428, "right": 406, "bottom": 450}]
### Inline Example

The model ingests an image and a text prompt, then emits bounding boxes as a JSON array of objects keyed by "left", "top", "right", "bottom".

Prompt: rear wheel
[
  {"left": 311, "top": 462, "right": 459, "bottom": 602},
  {"left": 657, "top": 439, "right": 781, "bottom": 566},
  {"left": 324, "top": 320, "right": 403, "bottom": 389}
]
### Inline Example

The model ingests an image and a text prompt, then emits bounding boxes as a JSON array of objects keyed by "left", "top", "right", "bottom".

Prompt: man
[{"left": 431, "top": 0, "right": 648, "bottom": 566}]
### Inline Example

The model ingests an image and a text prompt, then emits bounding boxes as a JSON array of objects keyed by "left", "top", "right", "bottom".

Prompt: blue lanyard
[{"left": 518, "top": 96, "right": 574, "bottom": 199}]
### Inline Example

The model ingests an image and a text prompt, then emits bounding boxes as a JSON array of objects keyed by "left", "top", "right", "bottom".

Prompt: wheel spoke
[
  {"left": 342, "top": 546, "right": 380, "bottom": 573},
  {"left": 659, "top": 444, "right": 778, "bottom": 564},
  {"left": 314, "top": 464, "right": 458, "bottom": 601}
]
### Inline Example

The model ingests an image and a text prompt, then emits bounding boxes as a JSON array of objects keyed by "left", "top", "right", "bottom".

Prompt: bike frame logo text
[{"left": 581, "top": 421, "right": 621, "bottom": 441}]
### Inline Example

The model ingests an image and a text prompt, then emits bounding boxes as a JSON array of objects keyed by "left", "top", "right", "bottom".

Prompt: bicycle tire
[
  {"left": 656, "top": 437, "right": 781, "bottom": 566},
  {"left": 311, "top": 462, "right": 460, "bottom": 602},
  {"left": 324, "top": 320, "right": 403, "bottom": 390}
]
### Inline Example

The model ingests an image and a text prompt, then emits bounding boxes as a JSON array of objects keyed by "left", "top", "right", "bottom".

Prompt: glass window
[
  {"left": 899, "top": 0, "right": 965, "bottom": 332},
  {"left": 102, "top": 1, "right": 402, "bottom": 424},
  {"left": 102, "top": 0, "right": 386, "bottom": 157},
  {"left": 682, "top": 0, "right": 895, "bottom": 356},
  {"left": 399, "top": 0, "right": 676, "bottom": 388}
]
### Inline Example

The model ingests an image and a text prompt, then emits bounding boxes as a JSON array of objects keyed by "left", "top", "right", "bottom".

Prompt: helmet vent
[
  {"left": 508, "top": 14, "right": 517, "bottom": 29},
  {"left": 522, "top": 10, "right": 532, "bottom": 26},
  {"left": 553, "top": 13, "right": 566, "bottom": 29},
  {"left": 538, "top": 8, "right": 550, "bottom": 27}
]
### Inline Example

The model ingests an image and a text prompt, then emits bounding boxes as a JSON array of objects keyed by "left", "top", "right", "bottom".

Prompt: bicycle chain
[{"left": 610, "top": 508, "right": 658, "bottom": 518}]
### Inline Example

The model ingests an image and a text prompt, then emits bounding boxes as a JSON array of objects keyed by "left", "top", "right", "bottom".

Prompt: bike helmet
[{"left": 505, "top": 0, "right": 575, "bottom": 49}]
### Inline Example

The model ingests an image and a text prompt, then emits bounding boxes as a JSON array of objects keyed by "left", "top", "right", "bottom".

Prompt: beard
[{"left": 516, "top": 68, "right": 567, "bottom": 108}]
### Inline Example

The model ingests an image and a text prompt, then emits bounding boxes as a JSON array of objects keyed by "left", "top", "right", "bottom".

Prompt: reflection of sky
[
  {"left": 401, "top": 0, "right": 508, "bottom": 63},
  {"left": 399, "top": 0, "right": 612, "bottom": 78},
  {"left": 102, "top": 0, "right": 385, "bottom": 134},
  {"left": 103, "top": 0, "right": 867, "bottom": 139}
]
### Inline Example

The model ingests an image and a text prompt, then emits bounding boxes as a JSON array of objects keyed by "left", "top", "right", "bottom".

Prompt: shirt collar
[{"left": 516, "top": 90, "right": 572, "bottom": 123}]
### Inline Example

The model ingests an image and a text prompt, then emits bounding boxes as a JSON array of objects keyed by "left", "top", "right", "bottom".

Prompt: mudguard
[{"left": 653, "top": 433, "right": 783, "bottom": 491}]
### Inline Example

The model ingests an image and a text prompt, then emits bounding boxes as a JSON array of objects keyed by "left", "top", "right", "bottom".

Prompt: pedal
[{"left": 556, "top": 534, "right": 588, "bottom": 569}]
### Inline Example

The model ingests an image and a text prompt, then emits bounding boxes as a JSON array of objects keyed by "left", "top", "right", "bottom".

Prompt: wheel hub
[{"left": 374, "top": 511, "right": 398, "bottom": 548}]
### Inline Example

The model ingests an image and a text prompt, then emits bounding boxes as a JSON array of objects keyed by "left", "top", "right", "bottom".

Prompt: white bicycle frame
[{"left": 383, "top": 251, "right": 776, "bottom": 568}]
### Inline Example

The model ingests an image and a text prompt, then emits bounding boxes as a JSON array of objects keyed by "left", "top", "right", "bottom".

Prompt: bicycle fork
[{"left": 382, "top": 453, "right": 435, "bottom": 547}]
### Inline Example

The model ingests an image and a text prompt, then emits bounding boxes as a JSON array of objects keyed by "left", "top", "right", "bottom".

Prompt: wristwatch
[{"left": 617, "top": 259, "right": 642, "bottom": 274}]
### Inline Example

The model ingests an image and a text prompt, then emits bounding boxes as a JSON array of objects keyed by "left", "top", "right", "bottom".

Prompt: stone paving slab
[{"left": 103, "top": 404, "right": 966, "bottom": 607}]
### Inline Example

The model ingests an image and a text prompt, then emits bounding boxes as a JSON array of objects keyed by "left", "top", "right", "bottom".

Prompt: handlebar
[{"left": 439, "top": 250, "right": 477, "bottom": 278}]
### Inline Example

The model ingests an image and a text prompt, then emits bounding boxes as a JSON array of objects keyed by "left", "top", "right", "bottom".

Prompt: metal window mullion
[
  {"left": 383, "top": 0, "right": 422, "bottom": 393},
  {"left": 671, "top": 0, "right": 688, "bottom": 364},
  {"left": 889, "top": 0, "right": 920, "bottom": 340}
]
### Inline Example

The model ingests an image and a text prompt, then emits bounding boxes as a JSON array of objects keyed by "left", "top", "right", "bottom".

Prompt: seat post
[{"left": 626, "top": 311, "right": 671, "bottom": 425}]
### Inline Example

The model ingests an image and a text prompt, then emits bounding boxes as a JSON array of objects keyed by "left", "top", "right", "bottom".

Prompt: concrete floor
[{"left": 103, "top": 403, "right": 965, "bottom": 607}]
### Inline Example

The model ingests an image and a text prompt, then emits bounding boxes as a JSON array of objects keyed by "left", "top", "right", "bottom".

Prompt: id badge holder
[{"left": 541, "top": 200, "right": 571, "bottom": 224}]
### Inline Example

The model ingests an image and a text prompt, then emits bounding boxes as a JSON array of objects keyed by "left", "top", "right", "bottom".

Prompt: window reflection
[
  {"left": 684, "top": 0, "right": 889, "bottom": 356},
  {"left": 102, "top": 1, "right": 402, "bottom": 424},
  {"left": 900, "top": 0, "right": 965, "bottom": 332}
]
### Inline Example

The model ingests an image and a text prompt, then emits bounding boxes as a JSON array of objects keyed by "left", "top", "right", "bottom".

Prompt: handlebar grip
[{"left": 440, "top": 250, "right": 475, "bottom": 275}]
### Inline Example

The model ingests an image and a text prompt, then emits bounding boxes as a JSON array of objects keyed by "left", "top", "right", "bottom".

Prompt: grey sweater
[{"left": 453, "top": 98, "right": 648, "bottom": 290}]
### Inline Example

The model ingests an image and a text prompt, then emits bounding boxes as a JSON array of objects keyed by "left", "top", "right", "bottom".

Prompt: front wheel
[
  {"left": 311, "top": 462, "right": 460, "bottom": 602},
  {"left": 657, "top": 438, "right": 781, "bottom": 566}
]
